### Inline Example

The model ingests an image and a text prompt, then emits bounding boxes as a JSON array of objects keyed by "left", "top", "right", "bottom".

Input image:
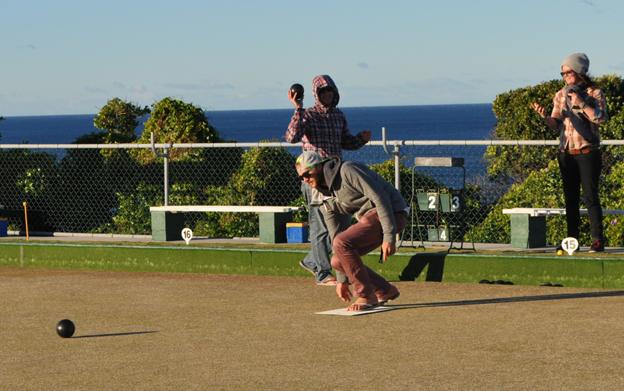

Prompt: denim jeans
[{"left": 300, "top": 182, "right": 332, "bottom": 281}]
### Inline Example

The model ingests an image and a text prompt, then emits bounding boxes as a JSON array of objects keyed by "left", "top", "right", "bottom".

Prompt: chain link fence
[{"left": 1, "top": 140, "right": 624, "bottom": 245}]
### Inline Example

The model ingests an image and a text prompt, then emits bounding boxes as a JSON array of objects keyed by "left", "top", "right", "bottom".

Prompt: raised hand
[
  {"left": 531, "top": 102, "right": 547, "bottom": 119},
  {"left": 359, "top": 130, "right": 372, "bottom": 142}
]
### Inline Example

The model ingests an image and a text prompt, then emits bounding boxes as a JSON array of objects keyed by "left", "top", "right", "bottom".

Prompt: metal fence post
[
  {"left": 163, "top": 147, "right": 169, "bottom": 206},
  {"left": 393, "top": 143, "right": 401, "bottom": 191},
  {"left": 151, "top": 132, "right": 170, "bottom": 206},
  {"left": 381, "top": 127, "right": 401, "bottom": 191}
]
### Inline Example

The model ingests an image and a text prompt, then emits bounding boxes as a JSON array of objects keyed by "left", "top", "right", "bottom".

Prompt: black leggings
[{"left": 557, "top": 149, "right": 604, "bottom": 241}]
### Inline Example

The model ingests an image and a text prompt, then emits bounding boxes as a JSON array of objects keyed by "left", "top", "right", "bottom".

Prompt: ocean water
[{"left": 0, "top": 104, "right": 496, "bottom": 144}]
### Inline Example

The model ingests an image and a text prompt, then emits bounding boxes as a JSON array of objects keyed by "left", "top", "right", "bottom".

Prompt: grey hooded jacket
[{"left": 318, "top": 157, "right": 408, "bottom": 244}]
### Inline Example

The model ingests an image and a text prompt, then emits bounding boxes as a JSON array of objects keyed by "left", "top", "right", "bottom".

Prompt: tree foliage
[
  {"left": 134, "top": 97, "right": 220, "bottom": 163},
  {"left": 94, "top": 98, "right": 150, "bottom": 143}
]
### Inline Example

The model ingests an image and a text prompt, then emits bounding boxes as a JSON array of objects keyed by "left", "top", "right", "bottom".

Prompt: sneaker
[
  {"left": 298, "top": 260, "right": 316, "bottom": 276},
  {"left": 316, "top": 272, "right": 338, "bottom": 286},
  {"left": 589, "top": 239, "right": 605, "bottom": 253}
]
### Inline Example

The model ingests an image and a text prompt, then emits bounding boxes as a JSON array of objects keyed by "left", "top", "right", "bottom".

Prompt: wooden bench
[
  {"left": 502, "top": 208, "right": 624, "bottom": 248},
  {"left": 149, "top": 205, "right": 302, "bottom": 243}
]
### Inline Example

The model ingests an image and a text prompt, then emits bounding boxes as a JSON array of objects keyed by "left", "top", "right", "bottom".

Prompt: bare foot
[
  {"left": 347, "top": 296, "right": 379, "bottom": 311},
  {"left": 376, "top": 284, "right": 400, "bottom": 305}
]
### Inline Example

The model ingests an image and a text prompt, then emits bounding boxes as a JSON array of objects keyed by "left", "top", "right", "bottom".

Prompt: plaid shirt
[
  {"left": 551, "top": 86, "right": 608, "bottom": 150},
  {"left": 285, "top": 108, "right": 366, "bottom": 158},
  {"left": 284, "top": 75, "right": 366, "bottom": 158}
]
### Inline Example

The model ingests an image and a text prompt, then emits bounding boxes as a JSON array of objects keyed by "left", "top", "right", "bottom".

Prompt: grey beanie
[{"left": 561, "top": 53, "right": 590, "bottom": 75}]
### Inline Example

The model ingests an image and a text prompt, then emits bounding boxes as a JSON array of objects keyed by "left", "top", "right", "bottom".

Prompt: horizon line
[{"left": 2, "top": 102, "right": 492, "bottom": 118}]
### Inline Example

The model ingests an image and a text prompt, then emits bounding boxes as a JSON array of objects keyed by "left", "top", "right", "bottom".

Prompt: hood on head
[
  {"left": 312, "top": 75, "right": 340, "bottom": 108},
  {"left": 321, "top": 157, "right": 343, "bottom": 190}
]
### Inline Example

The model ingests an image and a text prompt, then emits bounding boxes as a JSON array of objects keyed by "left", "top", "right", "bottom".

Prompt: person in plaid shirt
[
  {"left": 531, "top": 53, "right": 608, "bottom": 252},
  {"left": 285, "top": 74, "right": 371, "bottom": 284}
]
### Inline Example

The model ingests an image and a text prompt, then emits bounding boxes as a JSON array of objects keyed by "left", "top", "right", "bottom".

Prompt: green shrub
[
  {"left": 602, "top": 162, "right": 624, "bottom": 245},
  {"left": 229, "top": 146, "right": 299, "bottom": 205},
  {"left": 0, "top": 149, "right": 58, "bottom": 231},
  {"left": 109, "top": 183, "right": 161, "bottom": 234},
  {"left": 134, "top": 97, "right": 220, "bottom": 164}
]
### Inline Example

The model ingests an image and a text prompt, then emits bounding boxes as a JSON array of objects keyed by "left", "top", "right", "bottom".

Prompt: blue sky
[{"left": 1, "top": 0, "right": 623, "bottom": 116}]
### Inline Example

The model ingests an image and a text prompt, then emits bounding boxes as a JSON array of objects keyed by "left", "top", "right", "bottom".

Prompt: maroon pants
[{"left": 330, "top": 210, "right": 407, "bottom": 298}]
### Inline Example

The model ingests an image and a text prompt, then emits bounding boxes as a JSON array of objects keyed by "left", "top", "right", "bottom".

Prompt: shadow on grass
[
  {"left": 398, "top": 252, "right": 447, "bottom": 282},
  {"left": 387, "top": 290, "right": 624, "bottom": 310},
  {"left": 73, "top": 330, "right": 159, "bottom": 339}
]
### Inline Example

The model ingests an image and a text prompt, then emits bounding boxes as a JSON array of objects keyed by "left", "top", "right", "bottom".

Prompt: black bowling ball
[
  {"left": 290, "top": 83, "right": 304, "bottom": 102},
  {"left": 56, "top": 319, "right": 75, "bottom": 338}
]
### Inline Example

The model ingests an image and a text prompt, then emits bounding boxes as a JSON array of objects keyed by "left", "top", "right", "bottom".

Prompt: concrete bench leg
[
  {"left": 151, "top": 211, "right": 185, "bottom": 241},
  {"left": 259, "top": 212, "right": 292, "bottom": 243},
  {"left": 510, "top": 214, "right": 546, "bottom": 248}
]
